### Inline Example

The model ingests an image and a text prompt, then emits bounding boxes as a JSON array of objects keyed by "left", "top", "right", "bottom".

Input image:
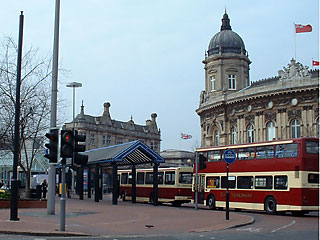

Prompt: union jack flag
[{"left": 181, "top": 133, "right": 192, "bottom": 139}]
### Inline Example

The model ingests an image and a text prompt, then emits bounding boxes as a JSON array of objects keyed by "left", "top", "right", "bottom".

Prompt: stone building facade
[
  {"left": 196, "top": 12, "right": 319, "bottom": 148},
  {"left": 64, "top": 102, "right": 161, "bottom": 152}
]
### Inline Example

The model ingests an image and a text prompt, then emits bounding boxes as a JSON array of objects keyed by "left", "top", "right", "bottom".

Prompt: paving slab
[{"left": 0, "top": 195, "right": 254, "bottom": 237}]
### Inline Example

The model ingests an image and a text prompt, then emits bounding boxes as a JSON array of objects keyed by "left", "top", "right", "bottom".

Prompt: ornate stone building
[
  {"left": 64, "top": 102, "right": 161, "bottom": 152},
  {"left": 196, "top": 12, "right": 319, "bottom": 148}
]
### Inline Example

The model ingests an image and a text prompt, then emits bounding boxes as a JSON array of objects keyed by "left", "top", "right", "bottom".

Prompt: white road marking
[
  {"left": 271, "top": 220, "right": 296, "bottom": 233},
  {"left": 236, "top": 227, "right": 261, "bottom": 232}
]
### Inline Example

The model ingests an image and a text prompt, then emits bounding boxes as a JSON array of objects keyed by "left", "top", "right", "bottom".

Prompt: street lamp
[
  {"left": 66, "top": 82, "right": 82, "bottom": 131},
  {"left": 66, "top": 81, "right": 82, "bottom": 192},
  {"left": 58, "top": 81, "right": 82, "bottom": 231}
]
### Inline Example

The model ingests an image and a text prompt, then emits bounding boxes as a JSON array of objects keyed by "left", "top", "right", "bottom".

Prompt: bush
[{"left": 0, "top": 190, "right": 11, "bottom": 200}]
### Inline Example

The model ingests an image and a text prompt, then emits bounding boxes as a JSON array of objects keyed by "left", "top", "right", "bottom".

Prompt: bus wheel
[
  {"left": 207, "top": 195, "right": 216, "bottom": 210},
  {"left": 121, "top": 191, "right": 127, "bottom": 201},
  {"left": 264, "top": 196, "right": 277, "bottom": 214}
]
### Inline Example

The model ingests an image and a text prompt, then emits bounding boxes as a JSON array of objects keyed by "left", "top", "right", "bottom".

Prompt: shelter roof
[{"left": 86, "top": 140, "right": 164, "bottom": 167}]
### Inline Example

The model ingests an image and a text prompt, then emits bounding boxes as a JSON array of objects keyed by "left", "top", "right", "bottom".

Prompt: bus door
[{"left": 198, "top": 174, "right": 205, "bottom": 204}]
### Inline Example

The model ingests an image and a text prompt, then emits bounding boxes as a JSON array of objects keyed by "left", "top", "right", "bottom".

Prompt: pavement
[{"left": 0, "top": 194, "right": 254, "bottom": 237}]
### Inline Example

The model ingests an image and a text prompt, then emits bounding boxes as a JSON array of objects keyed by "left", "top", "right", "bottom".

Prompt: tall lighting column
[{"left": 66, "top": 82, "right": 82, "bottom": 191}]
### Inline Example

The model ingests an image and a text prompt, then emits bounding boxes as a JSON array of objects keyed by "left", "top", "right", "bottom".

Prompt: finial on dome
[{"left": 221, "top": 11, "right": 232, "bottom": 31}]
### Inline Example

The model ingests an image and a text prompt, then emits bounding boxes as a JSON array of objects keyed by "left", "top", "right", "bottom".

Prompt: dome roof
[{"left": 207, "top": 13, "right": 246, "bottom": 56}]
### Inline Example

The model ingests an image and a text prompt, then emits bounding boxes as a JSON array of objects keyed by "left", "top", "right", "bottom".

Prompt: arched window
[
  {"left": 209, "top": 75, "right": 216, "bottom": 91},
  {"left": 215, "top": 130, "right": 219, "bottom": 146},
  {"left": 231, "top": 127, "right": 237, "bottom": 144},
  {"left": 267, "top": 121, "right": 276, "bottom": 141},
  {"left": 317, "top": 118, "right": 319, "bottom": 137},
  {"left": 290, "top": 119, "right": 301, "bottom": 138},
  {"left": 247, "top": 124, "right": 254, "bottom": 143}
]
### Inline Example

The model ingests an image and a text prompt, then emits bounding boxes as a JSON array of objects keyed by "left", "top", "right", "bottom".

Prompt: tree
[{"left": 0, "top": 36, "right": 53, "bottom": 197}]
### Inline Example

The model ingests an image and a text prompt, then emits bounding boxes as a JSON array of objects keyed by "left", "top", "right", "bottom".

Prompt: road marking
[
  {"left": 236, "top": 227, "right": 261, "bottom": 232},
  {"left": 271, "top": 220, "right": 296, "bottom": 233}
]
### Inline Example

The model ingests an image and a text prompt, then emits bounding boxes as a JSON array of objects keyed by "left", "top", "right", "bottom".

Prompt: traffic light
[
  {"left": 199, "top": 154, "right": 207, "bottom": 170},
  {"left": 60, "top": 130, "right": 74, "bottom": 158},
  {"left": 73, "top": 130, "right": 88, "bottom": 167},
  {"left": 44, "top": 129, "right": 59, "bottom": 163}
]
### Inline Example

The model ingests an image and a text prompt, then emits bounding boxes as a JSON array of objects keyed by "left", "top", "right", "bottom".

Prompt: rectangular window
[
  {"left": 237, "top": 176, "right": 254, "bottom": 189},
  {"left": 121, "top": 173, "right": 128, "bottom": 184},
  {"left": 90, "top": 134, "right": 95, "bottom": 145},
  {"left": 208, "top": 150, "right": 221, "bottom": 162},
  {"left": 158, "top": 172, "right": 164, "bottom": 184},
  {"left": 145, "top": 172, "right": 153, "bottom": 184},
  {"left": 116, "top": 138, "right": 123, "bottom": 145},
  {"left": 137, "top": 172, "right": 145, "bottom": 184},
  {"left": 102, "top": 136, "right": 106, "bottom": 145},
  {"left": 274, "top": 176, "right": 288, "bottom": 190},
  {"left": 179, "top": 173, "right": 193, "bottom": 184},
  {"left": 308, "top": 173, "right": 319, "bottom": 184},
  {"left": 221, "top": 176, "right": 236, "bottom": 189},
  {"left": 165, "top": 171, "right": 175, "bottom": 185},
  {"left": 255, "top": 145, "right": 274, "bottom": 159},
  {"left": 255, "top": 176, "right": 273, "bottom": 189},
  {"left": 106, "top": 135, "right": 111, "bottom": 145},
  {"left": 238, "top": 147, "right": 255, "bottom": 160},
  {"left": 306, "top": 141, "right": 319, "bottom": 154},
  {"left": 275, "top": 143, "right": 298, "bottom": 158},
  {"left": 228, "top": 74, "right": 236, "bottom": 90},
  {"left": 210, "top": 75, "right": 216, "bottom": 91},
  {"left": 206, "top": 176, "right": 220, "bottom": 188}
]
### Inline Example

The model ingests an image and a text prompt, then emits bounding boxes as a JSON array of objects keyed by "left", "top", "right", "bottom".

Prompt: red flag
[
  {"left": 313, "top": 60, "right": 319, "bottom": 66},
  {"left": 295, "top": 24, "right": 312, "bottom": 33},
  {"left": 181, "top": 133, "right": 192, "bottom": 139}
]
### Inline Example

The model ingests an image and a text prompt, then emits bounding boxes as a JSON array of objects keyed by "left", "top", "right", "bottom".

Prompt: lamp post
[
  {"left": 66, "top": 82, "right": 82, "bottom": 194},
  {"left": 66, "top": 82, "right": 82, "bottom": 132},
  {"left": 58, "top": 81, "right": 82, "bottom": 231}
]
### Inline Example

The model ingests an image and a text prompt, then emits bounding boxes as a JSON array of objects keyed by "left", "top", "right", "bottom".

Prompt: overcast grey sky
[{"left": 1, "top": 1, "right": 319, "bottom": 151}]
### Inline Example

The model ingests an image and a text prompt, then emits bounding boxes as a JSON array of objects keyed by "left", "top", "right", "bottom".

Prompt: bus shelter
[{"left": 85, "top": 140, "right": 164, "bottom": 205}]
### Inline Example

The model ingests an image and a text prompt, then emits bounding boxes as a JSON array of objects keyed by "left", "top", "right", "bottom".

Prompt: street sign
[{"left": 223, "top": 149, "right": 236, "bottom": 164}]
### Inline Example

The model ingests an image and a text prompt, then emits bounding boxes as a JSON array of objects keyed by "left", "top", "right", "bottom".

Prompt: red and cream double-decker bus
[
  {"left": 193, "top": 137, "right": 319, "bottom": 215},
  {"left": 119, "top": 167, "right": 193, "bottom": 206}
]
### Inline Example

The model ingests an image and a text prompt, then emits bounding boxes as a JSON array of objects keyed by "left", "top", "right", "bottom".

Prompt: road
[{"left": 0, "top": 210, "right": 318, "bottom": 240}]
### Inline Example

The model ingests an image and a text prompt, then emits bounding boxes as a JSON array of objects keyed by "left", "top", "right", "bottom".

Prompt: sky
[{"left": 1, "top": 1, "right": 319, "bottom": 152}]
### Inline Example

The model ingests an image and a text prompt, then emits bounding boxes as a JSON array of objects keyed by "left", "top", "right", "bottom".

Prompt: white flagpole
[{"left": 294, "top": 23, "right": 297, "bottom": 60}]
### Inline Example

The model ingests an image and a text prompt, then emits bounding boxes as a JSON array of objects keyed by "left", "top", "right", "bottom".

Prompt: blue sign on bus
[{"left": 223, "top": 149, "right": 236, "bottom": 164}]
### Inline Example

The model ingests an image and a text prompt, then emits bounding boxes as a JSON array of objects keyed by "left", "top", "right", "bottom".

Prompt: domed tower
[
  {"left": 202, "top": 12, "right": 251, "bottom": 98},
  {"left": 197, "top": 12, "right": 251, "bottom": 147}
]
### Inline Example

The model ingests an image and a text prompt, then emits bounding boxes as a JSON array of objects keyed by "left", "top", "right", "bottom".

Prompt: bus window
[
  {"left": 255, "top": 176, "right": 272, "bottom": 189},
  {"left": 275, "top": 143, "right": 298, "bottom": 158},
  {"left": 121, "top": 173, "right": 128, "bottom": 184},
  {"left": 256, "top": 145, "right": 274, "bottom": 159},
  {"left": 158, "top": 172, "right": 164, "bottom": 184},
  {"left": 221, "top": 176, "right": 236, "bottom": 189},
  {"left": 206, "top": 176, "right": 220, "bottom": 188},
  {"left": 308, "top": 173, "right": 319, "bottom": 184},
  {"left": 237, "top": 176, "right": 254, "bottom": 189},
  {"left": 128, "top": 173, "right": 132, "bottom": 184},
  {"left": 137, "top": 172, "right": 144, "bottom": 184},
  {"left": 274, "top": 176, "right": 288, "bottom": 190},
  {"left": 145, "top": 172, "right": 153, "bottom": 184},
  {"left": 306, "top": 141, "right": 319, "bottom": 154},
  {"left": 238, "top": 147, "right": 255, "bottom": 160},
  {"left": 208, "top": 150, "right": 222, "bottom": 162},
  {"left": 165, "top": 171, "right": 175, "bottom": 185},
  {"left": 179, "top": 172, "right": 192, "bottom": 184}
]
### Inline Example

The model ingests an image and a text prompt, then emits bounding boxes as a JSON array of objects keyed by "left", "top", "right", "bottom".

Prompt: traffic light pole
[{"left": 60, "top": 158, "right": 66, "bottom": 231}]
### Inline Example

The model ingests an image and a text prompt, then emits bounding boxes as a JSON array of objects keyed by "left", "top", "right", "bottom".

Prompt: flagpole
[{"left": 294, "top": 22, "right": 296, "bottom": 60}]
